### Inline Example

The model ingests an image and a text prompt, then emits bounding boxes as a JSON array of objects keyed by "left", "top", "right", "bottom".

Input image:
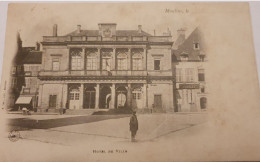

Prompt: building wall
[
  {"left": 147, "top": 82, "right": 174, "bottom": 111},
  {"left": 42, "top": 46, "right": 69, "bottom": 71},
  {"left": 40, "top": 83, "right": 63, "bottom": 109},
  {"left": 173, "top": 61, "right": 207, "bottom": 112}
]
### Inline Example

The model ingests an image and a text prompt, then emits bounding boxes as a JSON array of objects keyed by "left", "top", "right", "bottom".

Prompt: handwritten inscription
[
  {"left": 93, "top": 149, "right": 127, "bottom": 154},
  {"left": 165, "top": 8, "right": 189, "bottom": 14}
]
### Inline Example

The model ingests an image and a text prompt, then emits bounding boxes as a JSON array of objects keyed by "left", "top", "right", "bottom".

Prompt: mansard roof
[
  {"left": 66, "top": 30, "right": 152, "bottom": 37},
  {"left": 172, "top": 27, "right": 206, "bottom": 62}
]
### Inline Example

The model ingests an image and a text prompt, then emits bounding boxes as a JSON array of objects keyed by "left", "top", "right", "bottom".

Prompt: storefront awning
[{"left": 15, "top": 96, "right": 32, "bottom": 104}]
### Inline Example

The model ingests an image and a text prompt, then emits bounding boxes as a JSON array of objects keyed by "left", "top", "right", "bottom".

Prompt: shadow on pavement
[{"left": 7, "top": 115, "right": 130, "bottom": 132}]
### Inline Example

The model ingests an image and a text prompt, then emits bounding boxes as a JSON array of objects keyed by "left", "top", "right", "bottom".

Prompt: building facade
[
  {"left": 38, "top": 23, "right": 174, "bottom": 113},
  {"left": 172, "top": 27, "right": 208, "bottom": 112}
]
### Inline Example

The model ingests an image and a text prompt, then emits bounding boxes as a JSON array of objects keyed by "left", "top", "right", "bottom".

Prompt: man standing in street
[{"left": 129, "top": 111, "right": 138, "bottom": 142}]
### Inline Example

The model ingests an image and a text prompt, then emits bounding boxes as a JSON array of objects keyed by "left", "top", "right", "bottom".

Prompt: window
[
  {"left": 11, "top": 78, "right": 17, "bottom": 88},
  {"left": 49, "top": 95, "right": 57, "bottom": 108},
  {"left": 194, "top": 43, "right": 199, "bottom": 49},
  {"left": 70, "top": 89, "right": 79, "bottom": 100},
  {"left": 132, "top": 87, "right": 142, "bottom": 100},
  {"left": 23, "top": 88, "right": 30, "bottom": 93},
  {"left": 185, "top": 68, "right": 194, "bottom": 82},
  {"left": 11, "top": 66, "right": 16, "bottom": 74},
  {"left": 132, "top": 53, "right": 142, "bottom": 70},
  {"left": 25, "top": 78, "right": 31, "bottom": 87},
  {"left": 24, "top": 66, "right": 30, "bottom": 72},
  {"left": 117, "top": 53, "right": 127, "bottom": 70},
  {"left": 70, "top": 49, "right": 82, "bottom": 70},
  {"left": 52, "top": 59, "right": 60, "bottom": 71},
  {"left": 201, "top": 87, "right": 205, "bottom": 93},
  {"left": 198, "top": 69, "right": 205, "bottom": 82},
  {"left": 154, "top": 60, "right": 160, "bottom": 70},
  {"left": 176, "top": 69, "right": 183, "bottom": 82},
  {"left": 102, "top": 56, "right": 112, "bottom": 71},
  {"left": 86, "top": 55, "right": 97, "bottom": 70},
  {"left": 180, "top": 55, "right": 188, "bottom": 61},
  {"left": 199, "top": 55, "right": 205, "bottom": 62}
]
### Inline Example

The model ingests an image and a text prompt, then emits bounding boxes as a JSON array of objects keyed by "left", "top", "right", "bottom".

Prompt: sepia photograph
[{"left": 0, "top": 2, "right": 260, "bottom": 162}]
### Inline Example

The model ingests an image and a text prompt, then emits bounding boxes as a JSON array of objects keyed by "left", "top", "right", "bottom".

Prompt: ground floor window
[
  {"left": 200, "top": 97, "right": 207, "bottom": 109},
  {"left": 49, "top": 95, "right": 57, "bottom": 108}
]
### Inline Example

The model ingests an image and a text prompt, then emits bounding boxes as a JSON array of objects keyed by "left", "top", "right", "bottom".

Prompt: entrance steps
[{"left": 64, "top": 109, "right": 95, "bottom": 115}]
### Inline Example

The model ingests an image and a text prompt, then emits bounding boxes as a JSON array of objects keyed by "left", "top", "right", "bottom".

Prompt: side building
[
  {"left": 172, "top": 27, "right": 208, "bottom": 112},
  {"left": 15, "top": 46, "right": 42, "bottom": 110},
  {"left": 38, "top": 23, "right": 174, "bottom": 113}
]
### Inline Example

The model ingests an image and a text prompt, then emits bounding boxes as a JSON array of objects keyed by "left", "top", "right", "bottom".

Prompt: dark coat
[{"left": 129, "top": 114, "right": 138, "bottom": 132}]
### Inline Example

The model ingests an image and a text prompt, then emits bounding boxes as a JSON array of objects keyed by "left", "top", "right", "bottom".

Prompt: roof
[
  {"left": 22, "top": 51, "right": 42, "bottom": 64},
  {"left": 66, "top": 30, "right": 152, "bottom": 37},
  {"left": 172, "top": 27, "right": 206, "bottom": 62}
]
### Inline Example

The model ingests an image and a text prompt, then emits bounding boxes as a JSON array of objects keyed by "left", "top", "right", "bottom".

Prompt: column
[
  {"left": 127, "top": 48, "right": 131, "bottom": 70},
  {"left": 68, "top": 48, "right": 71, "bottom": 72},
  {"left": 95, "top": 84, "right": 100, "bottom": 109},
  {"left": 110, "top": 84, "right": 115, "bottom": 109},
  {"left": 62, "top": 83, "right": 68, "bottom": 108},
  {"left": 112, "top": 48, "right": 116, "bottom": 71},
  {"left": 143, "top": 83, "right": 148, "bottom": 108},
  {"left": 82, "top": 48, "right": 85, "bottom": 70},
  {"left": 97, "top": 48, "right": 101, "bottom": 71},
  {"left": 79, "top": 84, "right": 84, "bottom": 109},
  {"left": 127, "top": 83, "right": 132, "bottom": 109},
  {"left": 38, "top": 84, "right": 43, "bottom": 108},
  {"left": 143, "top": 48, "right": 147, "bottom": 70}
]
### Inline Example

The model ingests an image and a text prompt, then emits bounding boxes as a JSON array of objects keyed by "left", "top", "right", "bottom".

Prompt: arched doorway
[
  {"left": 116, "top": 86, "right": 127, "bottom": 109},
  {"left": 84, "top": 86, "right": 95, "bottom": 109},
  {"left": 100, "top": 86, "right": 111, "bottom": 109},
  {"left": 200, "top": 97, "right": 207, "bottom": 109},
  {"left": 69, "top": 86, "right": 80, "bottom": 109}
]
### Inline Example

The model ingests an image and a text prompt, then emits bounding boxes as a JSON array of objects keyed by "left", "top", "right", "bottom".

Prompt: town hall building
[{"left": 38, "top": 23, "right": 174, "bottom": 113}]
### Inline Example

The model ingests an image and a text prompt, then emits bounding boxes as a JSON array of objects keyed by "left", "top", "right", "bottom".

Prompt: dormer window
[
  {"left": 194, "top": 43, "right": 199, "bottom": 50},
  {"left": 180, "top": 52, "right": 188, "bottom": 61},
  {"left": 199, "top": 55, "right": 205, "bottom": 62}
]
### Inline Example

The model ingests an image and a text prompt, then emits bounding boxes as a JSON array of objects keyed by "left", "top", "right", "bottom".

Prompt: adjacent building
[
  {"left": 38, "top": 23, "right": 174, "bottom": 113},
  {"left": 172, "top": 27, "right": 208, "bottom": 112}
]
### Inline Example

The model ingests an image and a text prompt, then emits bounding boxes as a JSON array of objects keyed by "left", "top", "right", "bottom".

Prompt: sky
[{"left": 6, "top": 3, "right": 199, "bottom": 47}]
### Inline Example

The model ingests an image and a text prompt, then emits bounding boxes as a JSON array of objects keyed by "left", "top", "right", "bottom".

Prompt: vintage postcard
[{"left": 0, "top": 2, "right": 260, "bottom": 162}]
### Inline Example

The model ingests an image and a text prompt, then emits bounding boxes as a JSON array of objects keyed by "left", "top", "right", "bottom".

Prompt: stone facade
[{"left": 38, "top": 23, "right": 174, "bottom": 113}]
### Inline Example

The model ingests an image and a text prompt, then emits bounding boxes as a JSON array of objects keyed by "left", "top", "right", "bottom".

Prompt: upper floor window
[
  {"left": 70, "top": 49, "right": 82, "bottom": 70},
  {"left": 185, "top": 68, "right": 194, "bottom": 82},
  {"left": 11, "top": 78, "right": 17, "bottom": 88},
  {"left": 132, "top": 53, "right": 142, "bottom": 70},
  {"left": 117, "top": 53, "right": 127, "bottom": 70},
  {"left": 176, "top": 69, "right": 183, "bottom": 82},
  {"left": 101, "top": 49, "right": 112, "bottom": 71},
  {"left": 52, "top": 58, "right": 60, "bottom": 71},
  {"left": 198, "top": 69, "right": 205, "bottom": 82},
  {"left": 86, "top": 54, "right": 97, "bottom": 70},
  {"left": 194, "top": 43, "right": 200, "bottom": 50},
  {"left": 11, "top": 66, "right": 16, "bottom": 75},
  {"left": 154, "top": 59, "right": 161, "bottom": 70}
]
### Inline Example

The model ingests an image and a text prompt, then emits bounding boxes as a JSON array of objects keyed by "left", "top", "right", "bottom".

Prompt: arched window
[
  {"left": 132, "top": 53, "right": 142, "bottom": 70},
  {"left": 117, "top": 53, "right": 127, "bottom": 70},
  {"left": 86, "top": 53, "right": 97, "bottom": 70},
  {"left": 200, "top": 97, "right": 207, "bottom": 109},
  {"left": 70, "top": 49, "right": 82, "bottom": 70},
  {"left": 101, "top": 49, "right": 112, "bottom": 71}
]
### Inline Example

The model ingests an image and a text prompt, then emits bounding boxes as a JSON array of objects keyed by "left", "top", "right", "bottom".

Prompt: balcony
[
  {"left": 42, "top": 35, "right": 171, "bottom": 43},
  {"left": 39, "top": 70, "right": 148, "bottom": 77}
]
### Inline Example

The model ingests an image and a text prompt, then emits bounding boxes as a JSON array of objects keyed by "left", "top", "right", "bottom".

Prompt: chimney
[
  {"left": 35, "top": 42, "right": 40, "bottom": 51},
  {"left": 138, "top": 25, "right": 142, "bottom": 33},
  {"left": 53, "top": 24, "right": 57, "bottom": 37},
  {"left": 177, "top": 28, "right": 186, "bottom": 38},
  {"left": 77, "top": 25, "right": 81, "bottom": 33}
]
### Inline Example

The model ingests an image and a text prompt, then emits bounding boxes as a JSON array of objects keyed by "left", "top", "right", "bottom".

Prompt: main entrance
[
  {"left": 83, "top": 86, "right": 95, "bottom": 109},
  {"left": 116, "top": 86, "right": 127, "bottom": 108},
  {"left": 99, "top": 85, "right": 111, "bottom": 109},
  {"left": 69, "top": 86, "right": 80, "bottom": 109}
]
